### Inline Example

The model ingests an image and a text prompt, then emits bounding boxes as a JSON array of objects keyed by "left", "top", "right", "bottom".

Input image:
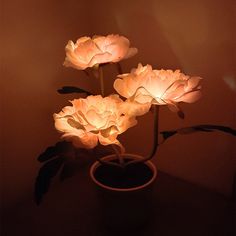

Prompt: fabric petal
[
  {"left": 176, "top": 90, "right": 202, "bottom": 103},
  {"left": 120, "top": 100, "right": 151, "bottom": 116},
  {"left": 88, "top": 52, "right": 112, "bottom": 67},
  {"left": 123, "top": 47, "right": 138, "bottom": 59}
]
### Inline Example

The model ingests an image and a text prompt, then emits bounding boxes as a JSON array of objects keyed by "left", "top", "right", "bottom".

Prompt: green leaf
[
  {"left": 194, "top": 125, "right": 236, "bottom": 135},
  {"left": 161, "top": 124, "right": 236, "bottom": 143},
  {"left": 59, "top": 159, "right": 85, "bottom": 182},
  {"left": 59, "top": 161, "right": 76, "bottom": 182},
  {"left": 57, "top": 86, "right": 92, "bottom": 95},
  {"left": 177, "top": 110, "right": 185, "bottom": 119},
  {"left": 37, "top": 141, "right": 71, "bottom": 163},
  {"left": 34, "top": 156, "right": 65, "bottom": 205},
  {"left": 160, "top": 130, "right": 177, "bottom": 141}
]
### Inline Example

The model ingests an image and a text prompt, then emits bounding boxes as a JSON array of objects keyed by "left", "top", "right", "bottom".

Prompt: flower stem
[
  {"left": 98, "top": 66, "right": 105, "bottom": 96},
  {"left": 148, "top": 105, "right": 159, "bottom": 160},
  {"left": 125, "top": 105, "right": 159, "bottom": 166},
  {"left": 116, "top": 62, "right": 123, "bottom": 74},
  {"left": 112, "top": 144, "right": 124, "bottom": 167},
  {"left": 97, "top": 156, "right": 123, "bottom": 168}
]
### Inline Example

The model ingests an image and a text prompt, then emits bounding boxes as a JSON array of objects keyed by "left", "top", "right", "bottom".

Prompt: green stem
[
  {"left": 125, "top": 105, "right": 159, "bottom": 166},
  {"left": 147, "top": 105, "right": 159, "bottom": 160},
  {"left": 96, "top": 66, "right": 125, "bottom": 168},
  {"left": 116, "top": 62, "right": 123, "bottom": 74},
  {"left": 112, "top": 144, "right": 124, "bottom": 167},
  {"left": 95, "top": 145, "right": 124, "bottom": 169},
  {"left": 97, "top": 156, "right": 123, "bottom": 168},
  {"left": 98, "top": 66, "right": 105, "bottom": 96}
]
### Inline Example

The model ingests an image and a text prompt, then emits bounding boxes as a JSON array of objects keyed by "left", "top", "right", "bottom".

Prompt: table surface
[{"left": 2, "top": 164, "right": 235, "bottom": 236}]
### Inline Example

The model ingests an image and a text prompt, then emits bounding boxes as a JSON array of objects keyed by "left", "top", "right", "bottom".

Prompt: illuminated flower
[
  {"left": 120, "top": 100, "right": 151, "bottom": 117},
  {"left": 114, "top": 63, "right": 202, "bottom": 112},
  {"left": 53, "top": 95, "right": 137, "bottom": 150},
  {"left": 63, "top": 34, "right": 138, "bottom": 70}
]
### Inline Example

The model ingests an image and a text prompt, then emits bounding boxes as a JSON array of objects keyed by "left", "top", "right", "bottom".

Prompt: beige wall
[{"left": 1, "top": 0, "right": 236, "bottom": 208}]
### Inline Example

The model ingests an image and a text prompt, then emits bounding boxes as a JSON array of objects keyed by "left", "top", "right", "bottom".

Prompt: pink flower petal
[
  {"left": 186, "top": 76, "right": 202, "bottom": 91},
  {"left": 177, "top": 90, "right": 202, "bottom": 103},
  {"left": 88, "top": 52, "right": 112, "bottom": 67},
  {"left": 123, "top": 47, "right": 138, "bottom": 59}
]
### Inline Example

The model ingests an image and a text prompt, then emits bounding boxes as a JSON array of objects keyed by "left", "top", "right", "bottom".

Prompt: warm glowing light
[
  {"left": 114, "top": 63, "right": 202, "bottom": 113},
  {"left": 53, "top": 95, "right": 137, "bottom": 150},
  {"left": 120, "top": 100, "right": 151, "bottom": 116},
  {"left": 63, "top": 34, "right": 138, "bottom": 70}
]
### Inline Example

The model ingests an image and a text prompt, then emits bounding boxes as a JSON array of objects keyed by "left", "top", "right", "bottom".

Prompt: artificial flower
[
  {"left": 63, "top": 34, "right": 138, "bottom": 70},
  {"left": 53, "top": 95, "right": 137, "bottom": 150},
  {"left": 114, "top": 63, "right": 202, "bottom": 113}
]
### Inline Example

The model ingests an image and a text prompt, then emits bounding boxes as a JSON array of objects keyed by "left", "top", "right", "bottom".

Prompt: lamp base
[{"left": 89, "top": 153, "right": 157, "bottom": 230}]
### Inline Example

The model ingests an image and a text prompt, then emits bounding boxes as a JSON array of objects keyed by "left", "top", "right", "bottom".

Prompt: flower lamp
[{"left": 35, "top": 34, "right": 236, "bottom": 230}]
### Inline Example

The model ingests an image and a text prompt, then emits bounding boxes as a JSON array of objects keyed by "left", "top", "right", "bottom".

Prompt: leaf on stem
[
  {"left": 35, "top": 142, "right": 97, "bottom": 204},
  {"left": 57, "top": 86, "right": 92, "bottom": 95},
  {"left": 34, "top": 156, "right": 65, "bottom": 205},
  {"left": 177, "top": 110, "right": 185, "bottom": 119},
  {"left": 59, "top": 156, "right": 91, "bottom": 182},
  {"left": 59, "top": 160, "right": 79, "bottom": 182},
  {"left": 37, "top": 141, "right": 72, "bottom": 163},
  {"left": 161, "top": 130, "right": 177, "bottom": 140},
  {"left": 161, "top": 124, "right": 236, "bottom": 142},
  {"left": 196, "top": 125, "right": 236, "bottom": 135}
]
